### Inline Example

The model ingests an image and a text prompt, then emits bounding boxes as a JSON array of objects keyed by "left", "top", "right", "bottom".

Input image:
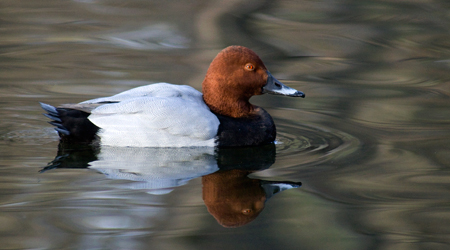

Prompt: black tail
[
  {"left": 40, "top": 102, "right": 70, "bottom": 135},
  {"left": 40, "top": 102, "right": 99, "bottom": 144}
]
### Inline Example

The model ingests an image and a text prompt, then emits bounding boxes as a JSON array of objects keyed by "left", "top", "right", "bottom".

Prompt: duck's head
[{"left": 202, "top": 46, "right": 305, "bottom": 118}]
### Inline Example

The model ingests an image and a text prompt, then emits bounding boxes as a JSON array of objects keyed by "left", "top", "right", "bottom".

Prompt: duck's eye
[
  {"left": 242, "top": 209, "right": 252, "bottom": 215},
  {"left": 245, "top": 63, "right": 255, "bottom": 71}
]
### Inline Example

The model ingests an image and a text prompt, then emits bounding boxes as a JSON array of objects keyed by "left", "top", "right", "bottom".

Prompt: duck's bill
[
  {"left": 262, "top": 72, "right": 305, "bottom": 97},
  {"left": 261, "top": 180, "right": 302, "bottom": 200}
]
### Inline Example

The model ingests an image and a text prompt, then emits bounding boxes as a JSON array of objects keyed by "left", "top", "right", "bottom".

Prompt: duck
[{"left": 40, "top": 46, "right": 305, "bottom": 148}]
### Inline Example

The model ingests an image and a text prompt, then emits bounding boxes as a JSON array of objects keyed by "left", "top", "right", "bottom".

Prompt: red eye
[
  {"left": 245, "top": 63, "right": 255, "bottom": 71},
  {"left": 242, "top": 209, "right": 252, "bottom": 215}
]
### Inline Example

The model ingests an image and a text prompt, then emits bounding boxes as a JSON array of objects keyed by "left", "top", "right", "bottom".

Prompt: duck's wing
[
  {"left": 80, "top": 82, "right": 199, "bottom": 104},
  {"left": 87, "top": 85, "right": 220, "bottom": 147},
  {"left": 58, "top": 103, "right": 105, "bottom": 113},
  {"left": 53, "top": 83, "right": 191, "bottom": 113}
]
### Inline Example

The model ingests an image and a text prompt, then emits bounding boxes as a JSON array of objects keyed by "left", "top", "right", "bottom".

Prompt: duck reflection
[
  {"left": 206, "top": 146, "right": 301, "bottom": 227},
  {"left": 42, "top": 143, "right": 301, "bottom": 226}
]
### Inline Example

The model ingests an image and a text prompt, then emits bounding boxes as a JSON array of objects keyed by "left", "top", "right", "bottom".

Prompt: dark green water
[{"left": 1, "top": 0, "right": 449, "bottom": 249}]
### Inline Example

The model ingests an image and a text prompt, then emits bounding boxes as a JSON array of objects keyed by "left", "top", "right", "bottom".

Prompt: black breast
[{"left": 215, "top": 107, "right": 276, "bottom": 147}]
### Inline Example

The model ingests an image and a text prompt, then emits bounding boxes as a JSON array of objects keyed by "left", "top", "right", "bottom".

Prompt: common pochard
[{"left": 41, "top": 46, "right": 305, "bottom": 147}]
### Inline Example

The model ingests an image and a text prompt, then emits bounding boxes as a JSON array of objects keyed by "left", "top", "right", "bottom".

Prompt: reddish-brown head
[
  {"left": 202, "top": 46, "right": 305, "bottom": 118},
  {"left": 202, "top": 46, "right": 269, "bottom": 118}
]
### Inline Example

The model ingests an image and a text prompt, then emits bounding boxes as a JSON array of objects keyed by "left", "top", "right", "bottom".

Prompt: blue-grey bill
[{"left": 262, "top": 72, "right": 305, "bottom": 97}]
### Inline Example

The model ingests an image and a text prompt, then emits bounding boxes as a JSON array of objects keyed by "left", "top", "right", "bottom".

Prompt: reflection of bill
[{"left": 41, "top": 143, "right": 301, "bottom": 226}]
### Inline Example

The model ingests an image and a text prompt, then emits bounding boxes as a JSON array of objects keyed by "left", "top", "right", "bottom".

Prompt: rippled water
[{"left": 1, "top": 0, "right": 450, "bottom": 249}]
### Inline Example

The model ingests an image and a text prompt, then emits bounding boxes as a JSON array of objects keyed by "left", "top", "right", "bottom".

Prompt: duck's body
[
  {"left": 215, "top": 107, "right": 275, "bottom": 147},
  {"left": 41, "top": 46, "right": 304, "bottom": 148}
]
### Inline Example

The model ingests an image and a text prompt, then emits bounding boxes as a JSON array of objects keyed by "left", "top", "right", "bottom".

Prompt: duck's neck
[
  {"left": 203, "top": 94, "right": 254, "bottom": 118},
  {"left": 203, "top": 86, "right": 254, "bottom": 118}
]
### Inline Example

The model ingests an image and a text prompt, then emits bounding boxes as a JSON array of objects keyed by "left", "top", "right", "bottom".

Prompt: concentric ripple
[{"left": 273, "top": 113, "right": 362, "bottom": 167}]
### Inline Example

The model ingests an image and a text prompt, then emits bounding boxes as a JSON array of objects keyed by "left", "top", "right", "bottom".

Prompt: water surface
[{"left": 1, "top": 0, "right": 450, "bottom": 249}]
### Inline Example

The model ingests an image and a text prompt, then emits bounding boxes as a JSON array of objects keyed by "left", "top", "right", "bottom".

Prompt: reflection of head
[{"left": 202, "top": 170, "right": 266, "bottom": 227}]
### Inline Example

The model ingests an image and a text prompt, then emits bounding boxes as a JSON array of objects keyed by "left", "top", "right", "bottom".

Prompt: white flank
[{"left": 83, "top": 83, "right": 220, "bottom": 147}]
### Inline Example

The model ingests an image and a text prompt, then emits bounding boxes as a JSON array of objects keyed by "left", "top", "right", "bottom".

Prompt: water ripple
[{"left": 274, "top": 111, "right": 362, "bottom": 168}]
